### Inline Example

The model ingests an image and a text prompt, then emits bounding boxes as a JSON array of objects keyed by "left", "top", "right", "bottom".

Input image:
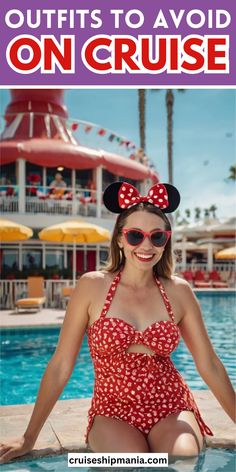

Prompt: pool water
[
  {"left": 1, "top": 293, "right": 235, "bottom": 405},
  {"left": 0, "top": 448, "right": 235, "bottom": 472}
]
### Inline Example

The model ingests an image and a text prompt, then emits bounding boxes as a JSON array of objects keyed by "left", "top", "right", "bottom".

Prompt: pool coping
[{"left": 1, "top": 394, "right": 235, "bottom": 462}]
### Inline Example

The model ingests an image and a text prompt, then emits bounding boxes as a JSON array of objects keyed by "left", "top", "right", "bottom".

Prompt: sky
[{"left": 1, "top": 88, "right": 235, "bottom": 221}]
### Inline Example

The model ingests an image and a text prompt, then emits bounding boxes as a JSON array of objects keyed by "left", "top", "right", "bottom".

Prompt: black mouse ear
[
  {"left": 161, "top": 183, "right": 181, "bottom": 213},
  {"left": 103, "top": 182, "right": 125, "bottom": 213}
]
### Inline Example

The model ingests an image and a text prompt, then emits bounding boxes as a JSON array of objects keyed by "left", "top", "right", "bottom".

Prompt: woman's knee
[
  {"left": 171, "top": 432, "right": 203, "bottom": 457},
  {"left": 149, "top": 430, "right": 203, "bottom": 456}
]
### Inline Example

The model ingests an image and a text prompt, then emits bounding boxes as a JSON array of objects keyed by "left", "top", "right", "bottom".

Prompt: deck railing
[
  {"left": 1, "top": 264, "right": 235, "bottom": 310},
  {"left": 0, "top": 279, "right": 74, "bottom": 310},
  {"left": 175, "top": 262, "right": 235, "bottom": 274},
  {"left": 0, "top": 185, "right": 111, "bottom": 218}
]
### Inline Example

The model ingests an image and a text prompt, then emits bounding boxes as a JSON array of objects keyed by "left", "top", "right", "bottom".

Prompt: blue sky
[{"left": 1, "top": 88, "right": 235, "bottom": 221}]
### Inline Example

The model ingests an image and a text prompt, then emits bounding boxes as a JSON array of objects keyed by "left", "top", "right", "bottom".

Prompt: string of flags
[
  {"left": 70, "top": 120, "right": 139, "bottom": 152},
  {"left": 69, "top": 120, "right": 156, "bottom": 169},
  {"left": 2, "top": 111, "right": 156, "bottom": 171}
]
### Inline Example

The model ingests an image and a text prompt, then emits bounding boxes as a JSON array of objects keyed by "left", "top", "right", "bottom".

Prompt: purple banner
[{"left": 1, "top": 0, "right": 235, "bottom": 86}]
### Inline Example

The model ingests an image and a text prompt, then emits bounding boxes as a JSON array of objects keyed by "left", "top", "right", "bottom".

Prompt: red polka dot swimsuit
[{"left": 85, "top": 269, "right": 213, "bottom": 443}]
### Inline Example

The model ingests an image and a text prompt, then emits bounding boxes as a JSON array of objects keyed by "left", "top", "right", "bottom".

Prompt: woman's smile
[{"left": 134, "top": 252, "right": 155, "bottom": 262}]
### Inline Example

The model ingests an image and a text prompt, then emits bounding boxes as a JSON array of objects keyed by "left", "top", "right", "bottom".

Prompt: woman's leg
[
  {"left": 88, "top": 415, "right": 150, "bottom": 453},
  {"left": 147, "top": 410, "right": 204, "bottom": 458}
]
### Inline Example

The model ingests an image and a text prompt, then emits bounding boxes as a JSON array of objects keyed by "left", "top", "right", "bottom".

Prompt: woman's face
[{"left": 119, "top": 210, "right": 168, "bottom": 270}]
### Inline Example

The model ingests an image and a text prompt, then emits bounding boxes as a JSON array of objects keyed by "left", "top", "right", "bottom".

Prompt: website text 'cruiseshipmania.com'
[{"left": 68, "top": 452, "right": 168, "bottom": 468}]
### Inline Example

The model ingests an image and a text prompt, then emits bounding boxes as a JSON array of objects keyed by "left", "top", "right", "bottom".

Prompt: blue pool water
[
  {"left": 0, "top": 448, "right": 235, "bottom": 472},
  {"left": 1, "top": 293, "right": 235, "bottom": 405}
]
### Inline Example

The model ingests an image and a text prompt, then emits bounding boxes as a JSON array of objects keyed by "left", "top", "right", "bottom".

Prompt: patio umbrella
[
  {"left": 0, "top": 218, "right": 33, "bottom": 241},
  {"left": 38, "top": 219, "right": 110, "bottom": 284},
  {"left": 215, "top": 246, "right": 236, "bottom": 260}
]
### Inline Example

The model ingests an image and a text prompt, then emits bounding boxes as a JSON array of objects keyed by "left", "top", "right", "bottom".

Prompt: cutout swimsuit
[{"left": 85, "top": 269, "right": 213, "bottom": 443}]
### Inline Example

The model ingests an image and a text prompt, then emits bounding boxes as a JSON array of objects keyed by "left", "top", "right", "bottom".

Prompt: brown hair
[{"left": 103, "top": 203, "right": 174, "bottom": 278}]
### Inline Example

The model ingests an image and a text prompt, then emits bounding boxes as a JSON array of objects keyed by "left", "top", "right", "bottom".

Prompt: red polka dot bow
[{"left": 118, "top": 183, "right": 169, "bottom": 210}]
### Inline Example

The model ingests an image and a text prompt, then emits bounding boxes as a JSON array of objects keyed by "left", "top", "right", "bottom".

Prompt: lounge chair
[
  {"left": 61, "top": 286, "right": 74, "bottom": 309},
  {"left": 209, "top": 270, "right": 228, "bottom": 288},
  {"left": 181, "top": 270, "right": 194, "bottom": 286},
  {"left": 15, "top": 277, "right": 46, "bottom": 313},
  {"left": 194, "top": 271, "right": 212, "bottom": 288}
]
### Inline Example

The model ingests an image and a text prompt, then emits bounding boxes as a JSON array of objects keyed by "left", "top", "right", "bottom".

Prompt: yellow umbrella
[
  {"left": 215, "top": 246, "right": 236, "bottom": 260},
  {"left": 38, "top": 219, "right": 110, "bottom": 284},
  {"left": 0, "top": 218, "right": 33, "bottom": 241}
]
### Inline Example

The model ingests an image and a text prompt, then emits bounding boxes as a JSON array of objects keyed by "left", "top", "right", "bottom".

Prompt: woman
[{"left": 0, "top": 182, "right": 235, "bottom": 463}]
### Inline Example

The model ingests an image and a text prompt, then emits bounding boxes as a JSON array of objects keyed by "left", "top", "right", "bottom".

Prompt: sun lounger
[
  {"left": 194, "top": 270, "right": 212, "bottom": 288},
  {"left": 194, "top": 281, "right": 212, "bottom": 288},
  {"left": 15, "top": 277, "right": 46, "bottom": 312},
  {"left": 61, "top": 286, "right": 74, "bottom": 309},
  {"left": 209, "top": 270, "right": 228, "bottom": 288},
  {"left": 212, "top": 281, "right": 228, "bottom": 288},
  {"left": 181, "top": 270, "right": 194, "bottom": 286}
]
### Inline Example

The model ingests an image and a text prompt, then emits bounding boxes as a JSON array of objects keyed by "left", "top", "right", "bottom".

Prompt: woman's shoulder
[
  {"left": 159, "top": 274, "right": 197, "bottom": 321},
  {"left": 159, "top": 273, "right": 194, "bottom": 297},
  {"left": 80, "top": 270, "right": 119, "bottom": 317},
  {"left": 79, "top": 270, "right": 118, "bottom": 288}
]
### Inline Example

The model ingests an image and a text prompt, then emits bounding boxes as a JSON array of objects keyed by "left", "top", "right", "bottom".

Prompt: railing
[
  {"left": 0, "top": 193, "right": 19, "bottom": 213},
  {"left": 0, "top": 185, "right": 112, "bottom": 218},
  {"left": 0, "top": 279, "right": 74, "bottom": 310},
  {"left": 175, "top": 262, "right": 235, "bottom": 274},
  {"left": 25, "top": 185, "right": 98, "bottom": 217},
  {"left": 0, "top": 280, "right": 28, "bottom": 309},
  {"left": 1, "top": 265, "right": 235, "bottom": 310}
]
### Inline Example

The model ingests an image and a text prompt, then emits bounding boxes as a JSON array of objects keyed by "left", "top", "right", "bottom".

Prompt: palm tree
[
  {"left": 138, "top": 89, "right": 146, "bottom": 151},
  {"left": 227, "top": 165, "right": 236, "bottom": 181},
  {"left": 138, "top": 89, "right": 185, "bottom": 185},
  {"left": 194, "top": 207, "right": 201, "bottom": 221},
  {"left": 166, "top": 90, "right": 174, "bottom": 184},
  {"left": 209, "top": 205, "right": 217, "bottom": 219},
  {"left": 185, "top": 209, "right": 191, "bottom": 219},
  {"left": 165, "top": 89, "right": 185, "bottom": 184}
]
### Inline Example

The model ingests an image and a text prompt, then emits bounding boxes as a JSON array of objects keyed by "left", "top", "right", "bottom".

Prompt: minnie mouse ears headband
[{"left": 103, "top": 181, "right": 180, "bottom": 214}]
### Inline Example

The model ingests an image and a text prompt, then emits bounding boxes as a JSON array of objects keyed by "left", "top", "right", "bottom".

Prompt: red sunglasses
[{"left": 122, "top": 228, "right": 171, "bottom": 247}]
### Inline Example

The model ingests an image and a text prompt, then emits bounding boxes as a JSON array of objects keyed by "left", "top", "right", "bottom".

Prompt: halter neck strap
[
  {"left": 154, "top": 276, "right": 175, "bottom": 322},
  {"left": 99, "top": 269, "right": 123, "bottom": 319},
  {"left": 99, "top": 268, "right": 175, "bottom": 323}
]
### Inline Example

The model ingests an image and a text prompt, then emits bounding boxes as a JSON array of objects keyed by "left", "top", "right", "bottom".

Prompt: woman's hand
[{"left": 0, "top": 436, "right": 35, "bottom": 464}]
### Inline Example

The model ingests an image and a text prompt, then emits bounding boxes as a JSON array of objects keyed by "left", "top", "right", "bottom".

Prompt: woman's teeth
[{"left": 135, "top": 253, "right": 154, "bottom": 262}]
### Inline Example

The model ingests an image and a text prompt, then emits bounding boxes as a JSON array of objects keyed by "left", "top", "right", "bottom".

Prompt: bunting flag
[
  {"left": 68, "top": 120, "right": 153, "bottom": 168},
  {"left": 98, "top": 128, "right": 106, "bottom": 136},
  {"left": 84, "top": 125, "right": 92, "bottom": 133},
  {"left": 71, "top": 122, "right": 79, "bottom": 131}
]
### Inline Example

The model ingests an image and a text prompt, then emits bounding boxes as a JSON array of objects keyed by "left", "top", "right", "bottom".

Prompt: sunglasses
[{"left": 122, "top": 228, "right": 171, "bottom": 247}]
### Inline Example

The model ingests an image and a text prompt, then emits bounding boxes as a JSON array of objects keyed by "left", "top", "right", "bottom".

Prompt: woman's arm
[
  {"left": 0, "top": 273, "right": 93, "bottom": 463},
  {"left": 177, "top": 279, "right": 236, "bottom": 423}
]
